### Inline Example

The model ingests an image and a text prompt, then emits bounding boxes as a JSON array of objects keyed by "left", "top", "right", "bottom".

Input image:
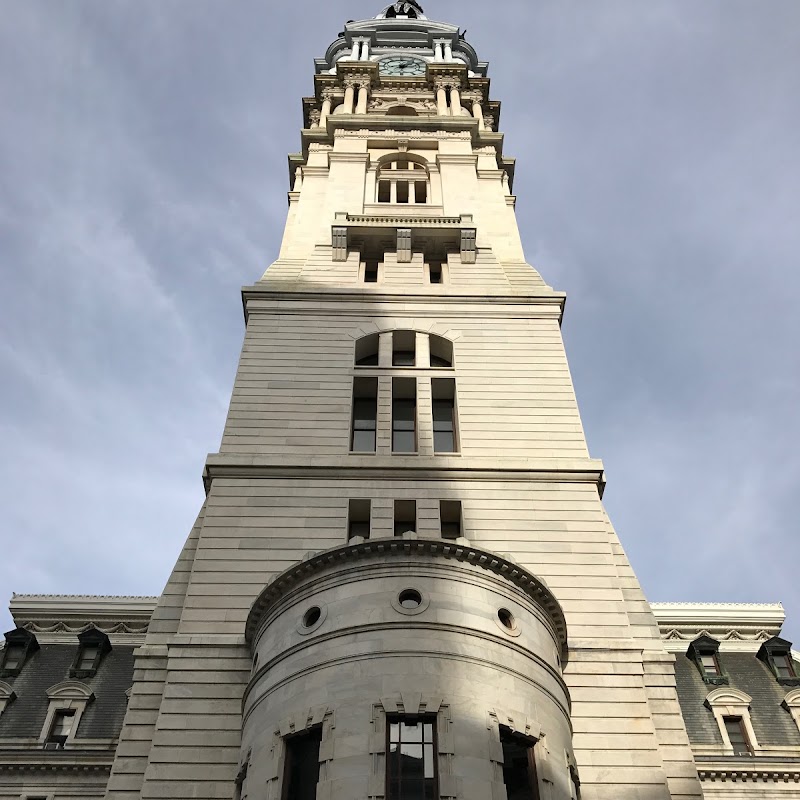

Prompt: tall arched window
[
  {"left": 377, "top": 157, "right": 429, "bottom": 205},
  {"left": 351, "top": 331, "right": 458, "bottom": 455}
]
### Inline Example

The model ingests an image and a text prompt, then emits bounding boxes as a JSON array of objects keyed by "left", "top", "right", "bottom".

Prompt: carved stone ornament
[{"left": 309, "top": 109, "right": 321, "bottom": 125}]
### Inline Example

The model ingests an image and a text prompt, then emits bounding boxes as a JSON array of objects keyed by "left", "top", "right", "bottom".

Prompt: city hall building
[{"left": 1, "top": 3, "right": 798, "bottom": 799}]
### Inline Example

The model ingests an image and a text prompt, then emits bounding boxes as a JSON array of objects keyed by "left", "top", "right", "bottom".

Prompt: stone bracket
[{"left": 331, "top": 212, "right": 477, "bottom": 265}]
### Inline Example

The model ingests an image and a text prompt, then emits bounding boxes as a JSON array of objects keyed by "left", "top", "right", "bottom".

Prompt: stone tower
[{"left": 103, "top": 4, "right": 704, "bottom": 799}]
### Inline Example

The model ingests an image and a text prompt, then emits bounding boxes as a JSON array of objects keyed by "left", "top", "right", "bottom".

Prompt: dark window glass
[
  {"left": 3, "top": 643, "right": 25, "bottom": 670},
  {"left": 394, "top": 500, "right": 416, "bottom": 537},
  {"left": 392, "top": 378, "right": 417, "bottom": 453},
  {"left": 355, "top": 334, "right": 380, "bottom": 366},
  {"left": 352, "top": 378, "right": 378, "bottom": 453},
  {"left": 78, "top": 644, "right": 99, "bottom": 671},
  {"left": 387, "top": 718, "right": 437, "bottom": 800},
  {"left": 700, "top": 653, "right": 721, "bottom": 676},
  {"left": 500, "top": 727, "right": 540, "bottom": 800},
  {"left": 432, "top": 379, "right": 457, "bottom": 453},
  {"left": 365, "top": 260, "right": 379, "bottom": 283},
  {"left": 440, "top": 500, "right": 462, "bottom": 540},
  {"left": 775, "top": 654, "right": 796, "bottom": 679},
  {"left": 428, "top": 262, "right": 442, "bottom": 284},
  {"left": 397, "top": 181, "right": 410, "bottom": 204},
  {"left": 47, "top": 710, "right": 75, "bottom": 749},
  {"left": 433, "top": 400, "right": 456, "bottom": 453},
  {"left": 415, "top": 181, "right": 428, "bottom": 203},
  {"left": 348, "top": 499, "right": 371, "bottom": 540},
  {"left": 282, "top": 727, "right": 322, "bottom": 800},
  {"left": 429, "top": 336, "right": 453, "bottom": 367},
  {"left": 392, "top": 331, "right": 416, "bottom": 367},
  {"left": 378, "top": 180, "right": 391, "bottom": 202},
  {"left": 723, "top": 717, "right": 752, "bottom": 756}
]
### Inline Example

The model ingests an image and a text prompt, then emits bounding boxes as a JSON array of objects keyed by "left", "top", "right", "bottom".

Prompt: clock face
[{"left": 379, "top": 56, "right": 427, "bottom": 77}]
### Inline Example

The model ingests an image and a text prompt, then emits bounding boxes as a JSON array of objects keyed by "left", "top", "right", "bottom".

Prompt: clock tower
[{"left": 102, "top": 4, "right": 705, "bottom": 800}]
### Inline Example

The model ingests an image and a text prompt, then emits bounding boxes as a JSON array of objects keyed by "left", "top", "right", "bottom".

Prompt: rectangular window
[
  {"left": 3, "top": 644, "right": 25, "bottom": 670},
  {"left": 775, "top": 654, "right": 796, "bottom": 679},
  {"left": 415, "top": 181, "right": 428, "bottom": 204},
  {"left": 700, "top": 653, "right": 721, "bottom": 676},
  {"left": 500, "top": 727, "right": 540, "bottom": 800},
  {"left": 432, "top": 378, "right": 457, "bottom": 453},
  {"left": 378, "top": 180, "right": 391, "bottom": 203},
  {"left": 46, "top": 709, "right": 75, "bottom": 749},
  {"left": 348, "top": 499, "right": 371, "bottom": 540},
  {"left": 364, "top": 259, "right": 379, "bottom": 283},
  {"left": 78, "top": 644, "right": 99, "bottom": 671},
  {"left": 394, "top": 500, "right": 417, "bottom": 537},
  {"left": 281, "top": 727, "right": 322, "bottom": 800},
  {"left": 392, "top": 331, "right": 416, "bottom": 367},
  {"left": 392, "top": 378, "right": 417, "bottom": 453},
  {"left": 723, "top": 716, "right": 752, "bottom": 756},
  {"left": 396, "top": 181, "right": 410, "bottom": 204},
  {"left": 440, "top": 501, "right": 462, "bottom": 540},
  {"left": 428, "top": 261, "right": 443, "bottom": 284},
  {"left": 387, "top": 717, "right": 437, "bottom": 800},
  {"left": 352, "top": 377, "right": 378, "bottom": 453}
]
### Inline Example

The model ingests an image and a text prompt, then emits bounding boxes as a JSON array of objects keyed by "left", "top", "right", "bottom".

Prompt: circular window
[
  {"left": 399, "top": 589, "right": 422, "bottom": 609},
  {"left": 494, "top": 607, "right": 520, "bottom": 637},
  {"left": 498, "top": 608, "right": 515, "bottom": 629},
  {"left": 303, "top": 607, "right": 322, "bottom": 628},
  {"left": 391, "top": 587, "right": 430, "bottom": 616}
]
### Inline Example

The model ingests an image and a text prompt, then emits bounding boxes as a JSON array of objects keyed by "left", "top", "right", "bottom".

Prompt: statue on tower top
[{"left": 380, "top": 1, "right": 425, "bottom": 19}]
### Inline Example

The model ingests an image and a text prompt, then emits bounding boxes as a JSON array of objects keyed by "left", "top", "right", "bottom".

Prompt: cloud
[{"left": 1, "top": 0, "right": 798, "bottom": 648}]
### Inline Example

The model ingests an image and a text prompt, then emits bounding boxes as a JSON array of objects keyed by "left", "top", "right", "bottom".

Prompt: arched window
[
  {"left": 351, "top": 331, "right": 459, "bottom": 456},
  {"left": 377, "top": 157, "right": 429, "bottom": 205},
  {"left": 386, "top": 105, "right": 418, "bottom": 116}
]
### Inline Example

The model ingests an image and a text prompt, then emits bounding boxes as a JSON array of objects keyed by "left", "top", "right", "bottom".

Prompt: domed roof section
[{"left": 376, "top": 1, "right": 427, "bottom": 20}]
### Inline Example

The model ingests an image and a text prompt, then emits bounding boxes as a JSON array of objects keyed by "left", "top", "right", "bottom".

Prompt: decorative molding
[
  {"left": 245, "top": 538, "right": 567, "bottom": 649},
  {"left": 0, "top": 680, "right": 16, "bottom": 716},
  {"left": 698, "top": 767, "right": 800, "bottom": 783}
]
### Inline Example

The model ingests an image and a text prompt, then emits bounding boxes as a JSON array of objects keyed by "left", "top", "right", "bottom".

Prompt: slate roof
[
  {"left": 674, "top": 650, "right": 800, "bottom": 748},
  {"left": 0, "top": 642, "right": 134, "bottom": 742}
]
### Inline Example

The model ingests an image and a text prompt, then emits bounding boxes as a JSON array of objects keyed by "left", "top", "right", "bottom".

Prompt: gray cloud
[{"left": 1, "top": 0, "right": 798, "bottom": 643}]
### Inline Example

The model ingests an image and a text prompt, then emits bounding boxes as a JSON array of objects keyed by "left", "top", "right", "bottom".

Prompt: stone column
[
  {"left": 472, "top": 100, "right": 485, "bottom": 130},
  {"left": 450, "top": 86, "right": 462, "bottom": 117},
  {"left": 361, "top": 41, "right": 370, "bottom": 60},
  {"left": 320, "top": 93, "right": 332, "bottom": 125},
  {"left": 444, "top": 42, "right": 453, "bottom": 62},
  {"left": 343, "top": 82, "right": 355, "bottom": 114},
  {"left": 356, "top": 82, "right": 369, "bottom": 114},
  {"left": 433, "top": 42, "right": 444, "bottom": 62},
  {"left": 351, "top": 41, "right": 360, "bottom": 60},
  {"left": 390, "top": 181, "right": 398, "bottom": 204},
  {"left": 436, "top": 84, "right": 448, "bottom": 116}
]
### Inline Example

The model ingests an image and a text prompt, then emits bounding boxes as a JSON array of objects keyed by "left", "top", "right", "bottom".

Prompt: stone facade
[{"left": 2, "top": 3, "right": 798, "bottom": 800}]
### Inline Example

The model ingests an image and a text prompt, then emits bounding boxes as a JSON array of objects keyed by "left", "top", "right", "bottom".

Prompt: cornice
[
  {"left": 245, "top": 537, "right": 567, "bottom": 648},
  {"left": 696, "top": 757, "right": 800, "bottom": 783},
  {"left": 203, "top": 457, "right": 604, "bottom": 495},
  {"left": 651, "top": 602, "right": 786, "bottom": 652},
  {"left": 9, "top": 595, "right": 156, "bottom": 644},
  {"left": 0, "top": 749, "right": 114, "bottom": 771}
]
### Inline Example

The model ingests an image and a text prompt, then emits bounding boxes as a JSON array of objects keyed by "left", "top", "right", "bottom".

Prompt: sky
[{"left": 1, "top": 0, "right": 798, "bottom": 645}]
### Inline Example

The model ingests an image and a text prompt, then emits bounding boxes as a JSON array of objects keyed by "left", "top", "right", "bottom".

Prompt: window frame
[
  {"left": 348, "top": 498, "right": 372, "bottom": 541},
  {"left": 757, "top": 636, "right": 800, "bottom": 686},
  {"left": 70, "top": 628, "right": 111, "bottom": 679},
  {"left": 39, "top": 681, "right": 94, "bottom": 750},
  {"left": 499, "top": 725, "right": 541, "bottom": 800},
  {"left": 440, "top": 500, "right": 463, "bottom": 540},
  {"left": 392, "top": 377, "right": 418, "bottom": 454},
  {"left": 280, "top": 725, "right": 323, "bottom": 800},
  {"left": 686, "top": 635, "right": 728, "bottom": 685},
  {"left": 351, "top": 377, "right": 379, "bottom": 454},
  {"left": 394, "top": 500, "right": 417, "bottom": 538},
  {"left": 385, "top": 715, "right": 439, "bottom": 800},
  {"left": 722, "top": 716, "right": 753, "bottom": 757},
  {"left": 705, "top": 687, "right": 760, "bottom": 756},
  {"left": 432, "top": 378, "right": 458, "bottom": 454}
]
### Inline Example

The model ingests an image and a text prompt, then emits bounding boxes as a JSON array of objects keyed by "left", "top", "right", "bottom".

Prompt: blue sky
[{"left": 1, "top": 0, "right": 798, "bottom": 644}]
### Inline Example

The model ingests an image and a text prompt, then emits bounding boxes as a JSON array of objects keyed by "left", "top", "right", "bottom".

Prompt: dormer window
[
  {"left": 757, "top": 637, "right": 800, "bottom": 685},
  {"left": 70, "top": 628, "right": 111, "bottom": 679},
  {"left": 1, "top": 628, "right": 39, "bottom": 678},
  {"left": 687, "top": 635, "right": 727, "bottom": 685},
  {"left": 45, "top": 709, "right": 75, "bottom": 750}
]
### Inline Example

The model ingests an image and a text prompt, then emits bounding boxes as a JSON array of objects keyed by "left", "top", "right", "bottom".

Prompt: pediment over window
[
  {"left": 0, "top": 680, "right": 16, "bottom": 715},
  {"left": 705, "top": 687, "right": 752, "bottom": 709},
  {"left": 46, "top": 680, "right": 95, "bottom": 702}
]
